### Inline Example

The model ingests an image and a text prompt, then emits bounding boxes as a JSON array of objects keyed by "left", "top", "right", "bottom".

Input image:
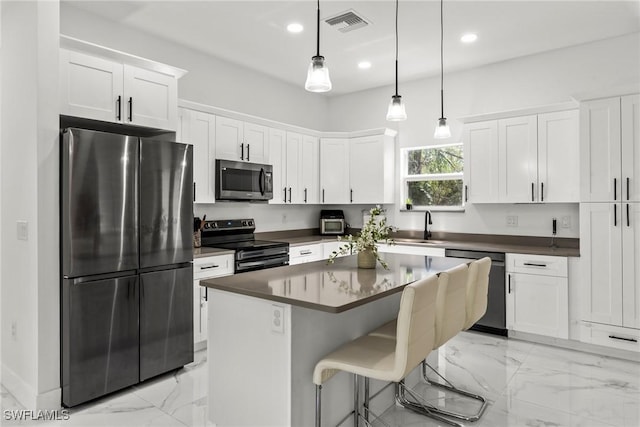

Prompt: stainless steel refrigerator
[{"left": 61, "top": 128, "right": 194, "bottom": 407}]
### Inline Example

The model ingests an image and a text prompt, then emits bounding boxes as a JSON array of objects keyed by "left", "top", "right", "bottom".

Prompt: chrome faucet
[{"left": 424, "top": 210, "right": 432, "bottom": 240}]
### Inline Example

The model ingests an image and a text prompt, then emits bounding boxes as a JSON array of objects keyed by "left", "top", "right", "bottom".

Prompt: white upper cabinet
[
  {"left": 60, "top": 48, "right": 180, "bottom": 130},
  {"left": 215, "top": 117, "right": 268, "bottom": 163},
  {"left": 580, "top": 97, "right": 622, "bottom": 202},
  {"left": 537, "top": 110, "right": 580, "bottom": 202},
  {"left": 622, "top": 94, "right": 640, "bottom": 202},
  {"left": 464, "top": 121, "right": 499, "bottom": 203},
  {"left": 268, "top": 128, "right": 287, "bottom": 205},
  {"left": 498, "top": 115, "right": 538, "bottom": 203},
  {"left": 320, "top": 132, "right": 395, "bottom": 205},
  {"left": 300, "top": 135, "right": 320, "bottom": 204},
  {"left": 284, "top": 132, "right": 302, "bottom": 204},
  {"left": 320, "top": 138, "right": 350, "bottom": 204},
  {"left": 466, "top": 109, "right": 578, "bottom": 203},
  {"left": 187, "top": 110, "right": 216, "bottom": 204},
  {"left": 349, "top": 135, "right": 395, "bottom": 204}
]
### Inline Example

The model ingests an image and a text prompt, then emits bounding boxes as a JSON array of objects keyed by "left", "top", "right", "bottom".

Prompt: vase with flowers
[{"left": 327, "top": 206, "right": 395, "bottom": 269}]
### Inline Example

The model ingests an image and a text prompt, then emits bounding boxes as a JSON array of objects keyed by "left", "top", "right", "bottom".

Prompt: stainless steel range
[{"left": 201, "top": 219, "right": 289, "bottom": 273}]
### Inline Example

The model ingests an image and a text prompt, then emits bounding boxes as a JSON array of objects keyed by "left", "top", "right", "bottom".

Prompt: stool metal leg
[
  {"left": 354, "top": 375, "right": 360, "bottom": 427},
  {"left": 421, "top": 360, "right": 488, "bottom": 421},
  {"left": 364, "top": 377, "right": 370, "bottom": 424},
  {"left": 395, "top": 380, "right": 463, "bottom": 427},
  {"left": 315, "top": 384, "right": 322, "bottom": 427}
]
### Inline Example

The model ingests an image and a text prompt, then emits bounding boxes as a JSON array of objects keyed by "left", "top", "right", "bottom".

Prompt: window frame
[{"left": 401, "top": 142, "right": 465, "bottom": 212}]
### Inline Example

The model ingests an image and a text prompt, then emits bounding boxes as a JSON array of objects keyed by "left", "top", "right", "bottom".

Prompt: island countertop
[{"left": 201, "top": 253, "right": 469, "bottom": 313}]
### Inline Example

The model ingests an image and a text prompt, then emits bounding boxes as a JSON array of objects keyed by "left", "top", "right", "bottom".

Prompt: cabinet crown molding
[
  {"left": 459, "top": 101, "right": 578, "bottom": 124},
  {"left": 60, "top": 35, "right": 188, "bottom": 79}
]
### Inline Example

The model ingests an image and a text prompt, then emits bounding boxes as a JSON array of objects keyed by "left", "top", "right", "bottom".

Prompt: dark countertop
[
  {"left": 201, "top": 253, "right": 469, "bottom": 313},
  {"left": 256, "top": 230, "right": 580, "bottom": 257},
  {"left": 193, "top": 246, "right": 235, "bottom": 259}
]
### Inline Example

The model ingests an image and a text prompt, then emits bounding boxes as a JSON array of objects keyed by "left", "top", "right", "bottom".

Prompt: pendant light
[
  {"left": 386, "top": 0, "right": 407, "bottom": 121},
  {"left": 305, "top": 0, "right": 332, "bottom": 92},
  {"left": 434, "top": 0, "right": 451, "bottom": 138}
]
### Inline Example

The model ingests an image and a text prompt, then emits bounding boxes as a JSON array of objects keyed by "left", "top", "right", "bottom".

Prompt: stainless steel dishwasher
[{"left": 445, "top": 249, "right": 507, "bottom": 336}]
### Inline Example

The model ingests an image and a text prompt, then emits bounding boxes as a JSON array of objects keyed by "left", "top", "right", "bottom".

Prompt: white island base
[{"left": 208, "top": 289, "right": 434, "bottom": 427}]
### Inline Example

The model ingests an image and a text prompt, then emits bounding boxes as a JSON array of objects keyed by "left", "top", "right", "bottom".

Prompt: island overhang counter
[{"left": 201, "top": 253, "right": 469, "bottom": 427}]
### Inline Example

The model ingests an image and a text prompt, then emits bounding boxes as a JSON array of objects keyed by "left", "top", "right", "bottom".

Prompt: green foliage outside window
[{"left": 404, "top": 144, "right": 464, "bottom": 208}]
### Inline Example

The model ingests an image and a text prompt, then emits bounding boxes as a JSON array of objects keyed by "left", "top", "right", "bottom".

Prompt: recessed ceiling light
[
  {"left": 287, "top": 23, "right": 304, "bottom": 33},
  {"left": 461, "top": 33, "right": 478, "bottom": 43},
  {"left": 358, "top": 61, "right": 372, "bottom": 70}
]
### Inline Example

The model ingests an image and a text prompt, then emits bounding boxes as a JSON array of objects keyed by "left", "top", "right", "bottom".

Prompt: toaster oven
[{"left": 320, "top": 210, "right": 345, "bottom": 235}]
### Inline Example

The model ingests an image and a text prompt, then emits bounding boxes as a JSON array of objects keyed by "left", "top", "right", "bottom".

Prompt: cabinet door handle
[
  {"left": 116, "top": 95, "right": 122, "bottom": 121},
  {"left": 247, "top": 144, "right": 250, "bottom": 161},
  {"left": 614, "top": 204, "right": 618, "bottom": 227},
  {"left": 541, "top": 182, "right": 544, "bottom": 202},
  {"left": 531, "top": 182, "right": 535, "bottom": 202},
  {"left": 200, "top": 264, "right": 220, "bottom": 270},
  {"left": 465, "top": 185, "right": 468, "bottom": 202},
  {"left": 204, "top": 287, "right": 208, "bottom": 302},
  {"left": 322, "top": 189, "right": 325, "bottom": 203},
  {"left": 288, "top": 187, "right": 292, "bottom": 203},
  {"left": 304, "top": 188, "right": 307, "bottom": 203},
  {"left": 627, "top": 177, "right": 631, "bottom": 201},
  {"left": 283, "top": 187, "right": 287, "bottom": 203},
  {"left": 240, "top": 143, "right": 244, "bottom": 160},
  {"left": 193, "top": 182, "right": 196, "bottom": 202},
  {"left": 627, "top": 204, "right": 631, "bottom": 227},
  {"left": 508, "top": 274, "right": 512, "bottom": 293},
  {"left": 523, "top": 262, "right": 547, "bottom": 268},
  {"left": 299, "top": 250, "right": 312, "bottom": 255},
  {"left": 128, "top": 97, "right": 133, "bottom": 122},
  {"left": 608, "top": 335, "right": 638, "bottom": 343},
  {"left": 350, "top": 189, "right": 353, "bottom": 203},
  {"left": 614, "top": 178, "right": 617, "bottom": 201}
]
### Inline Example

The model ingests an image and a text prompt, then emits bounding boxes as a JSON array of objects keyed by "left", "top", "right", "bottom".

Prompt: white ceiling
[{"left": 63, "top": 0, "right": 640, "bottom": 95}]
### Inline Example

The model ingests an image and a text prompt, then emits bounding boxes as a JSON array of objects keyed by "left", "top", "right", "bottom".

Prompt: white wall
[
  {"left": 1, "top": 0, "right": 60, "bottom": 409},
  {"left": 59, "top": 3, "right": 329, "bottom": 131},
  {"left": 326, "top": 33, "right": 640, "bottom": 237}
]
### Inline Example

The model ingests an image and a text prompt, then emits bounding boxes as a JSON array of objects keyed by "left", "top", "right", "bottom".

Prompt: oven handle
[
  {"left": 236, "top": 247, "right": 289, "bottom": 260},
  {"left": 237, "top": 256, "right": 289, "bottom": 270}
]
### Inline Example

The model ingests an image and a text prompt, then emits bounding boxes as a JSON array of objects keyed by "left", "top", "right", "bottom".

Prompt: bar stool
[
  {"left": 369, "top": 261, "right": 490, "bottom": 422},
  {"left": 312, "top": 273, "right": 457, "bottom": 427}
]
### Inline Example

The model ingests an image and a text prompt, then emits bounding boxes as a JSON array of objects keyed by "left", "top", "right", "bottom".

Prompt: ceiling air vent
[{"left": 325, "top": 9, "right": 370, "bottom": 33}]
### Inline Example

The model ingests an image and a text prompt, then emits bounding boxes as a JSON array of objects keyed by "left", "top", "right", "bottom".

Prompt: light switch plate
[{"left": 16, "top": 221, "right": 28, "bottom": 241}]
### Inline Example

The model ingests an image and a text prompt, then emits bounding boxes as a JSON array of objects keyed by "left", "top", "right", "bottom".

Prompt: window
[{"left": 402, "top": 143, "right": 464, "bottom": 209}]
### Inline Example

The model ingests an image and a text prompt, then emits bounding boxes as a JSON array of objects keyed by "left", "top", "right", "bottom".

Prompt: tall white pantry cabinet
[{"left": 580, "top": 94, "right": 640, "bottom": 351}]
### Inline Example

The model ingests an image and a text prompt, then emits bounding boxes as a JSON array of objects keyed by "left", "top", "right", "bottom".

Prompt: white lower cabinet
[
  {"left": 323, "top": 241, "right": 350, "bottom": 259},
  {"left": 506, "top": 254, "right": 568, "bottom": 339},
  {"left": 289, "top": 243, "right": 323, "bottom": 265},
  {"left": 193, "top": 253, "right": 234, "bottom": 349}
]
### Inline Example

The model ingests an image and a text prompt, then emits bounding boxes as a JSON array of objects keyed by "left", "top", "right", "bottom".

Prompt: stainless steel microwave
[{"left": 215, "top": 159, "right": 273, "bottom": 201}]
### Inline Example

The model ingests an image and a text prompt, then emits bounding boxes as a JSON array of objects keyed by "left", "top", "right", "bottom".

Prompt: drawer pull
[
  {"left": 608, "top": 335, "right": 638, "bottom": 343},
  {"left": 523, "top": 262, "right": 547, "bottom": 267},
  {"left": 200, "top": 264, "right": 220, "bottom": 270},
  {"left": 299, "top": 250, "right": 313, "bottom": 255}
]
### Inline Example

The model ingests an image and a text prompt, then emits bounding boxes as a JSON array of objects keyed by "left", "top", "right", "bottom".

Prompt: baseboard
[
  {"left": 1, "top": 363, "right": 61, "bottom": 410},
  {"left": 509, "top": 330, "right": 640, "bottom": 362}
]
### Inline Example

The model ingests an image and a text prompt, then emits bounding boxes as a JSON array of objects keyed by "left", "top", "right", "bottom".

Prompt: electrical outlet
[
  {"left": 11, "top": 321, "right": 17, "bottom": 340},
  {"left": 281, "top": 214, "right": 287, "bottom": 224},
  {"left": 506, "top": 215, "right": 518, "bottom": 227},
  {"left": 271, "top": 305, "right": 284, "bottom": 334},
  {"left": 561, "top": 216, "right": 571, "bottom": 229}
]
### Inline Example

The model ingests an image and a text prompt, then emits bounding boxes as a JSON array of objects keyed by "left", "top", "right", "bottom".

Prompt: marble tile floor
[{"left": 1, "top": 331, "right": 639, "bottom": 427}]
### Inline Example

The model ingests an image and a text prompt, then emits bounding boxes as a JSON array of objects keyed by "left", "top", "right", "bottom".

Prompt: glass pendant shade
[
  {"left": 434, "top": 117, "right": 451, "bottom": 139},
  {"left": 386, "top": 95, "right": 407, "bottom": 121},
  {"left": 305, "top": 55, "right": 332, "bottom": 92}
]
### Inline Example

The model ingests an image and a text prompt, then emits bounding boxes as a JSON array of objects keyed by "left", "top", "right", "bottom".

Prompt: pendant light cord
[
  {"left": 316, "top": 0, "right": 321, "bottom": 57},
  {"left": 440, "top": 0, "right": 444, "bottom": 119},
  {"left": 394, "top": 0, "right": 399, "bottom": 96}
]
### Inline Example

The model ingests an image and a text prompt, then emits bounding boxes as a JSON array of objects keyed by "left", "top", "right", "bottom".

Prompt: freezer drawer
[
  {"left": 139, "top": 139, "right": 193, "bottom": 268},
  {"left": 62, "top": 275, "right": 139, "bottom": 407},
  {"left": 140, "top": 266, "right": 194, "bottom": 381}
]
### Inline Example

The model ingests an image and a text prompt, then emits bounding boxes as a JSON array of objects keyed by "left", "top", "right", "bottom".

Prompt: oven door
[{"left": 215, "top": 159, "right": 273, "bottom": 201}]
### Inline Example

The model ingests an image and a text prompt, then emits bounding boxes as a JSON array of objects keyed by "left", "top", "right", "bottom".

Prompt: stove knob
[
  {"left": 248, "top": 220, "right": 254, "bottom": 226},
  {"left": 212, "top": 222, "right": 218, "bottom": 228},
  {"left": 242, "top": 220, "right": 248, "bottom": 226}
]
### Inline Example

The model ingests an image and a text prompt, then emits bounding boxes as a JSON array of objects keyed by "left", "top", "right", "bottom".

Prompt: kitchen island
[{"left": 201, "top": 253, "right": 468, "bottom": 427}]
